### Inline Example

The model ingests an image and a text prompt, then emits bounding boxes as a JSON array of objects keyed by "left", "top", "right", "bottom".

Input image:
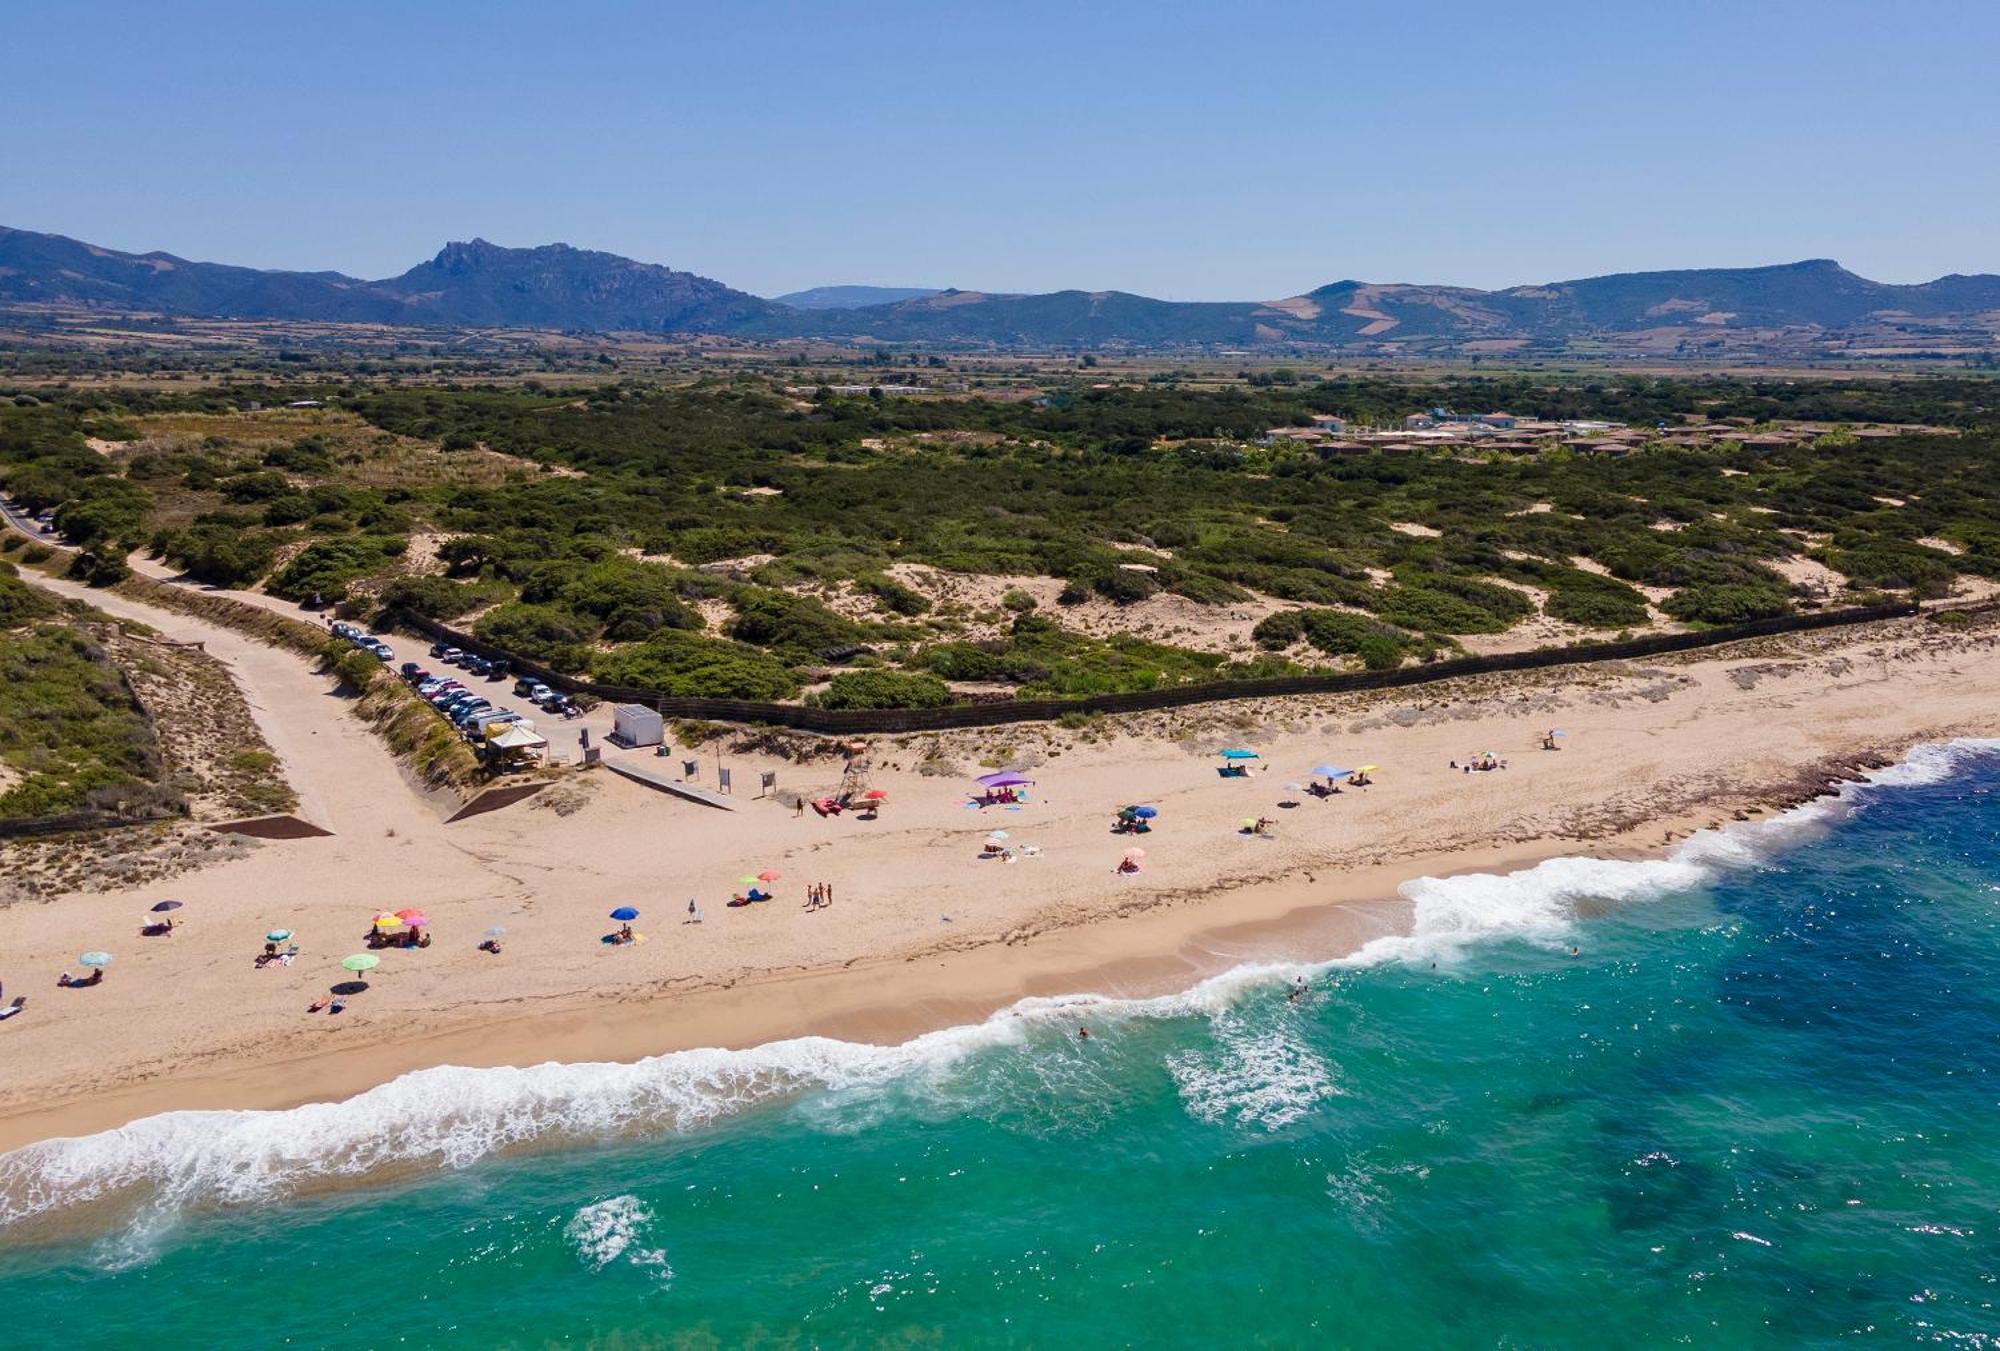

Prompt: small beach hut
[{"left": 611, "top": 704, "right": 664, "bottom": 748}]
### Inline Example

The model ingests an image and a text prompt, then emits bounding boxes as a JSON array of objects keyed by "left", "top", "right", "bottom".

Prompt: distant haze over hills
[
  {"left": 3, "top": 226, "right": 1996, "bottom": 356},
  {"left": 772, "top": 285, "right": 944, "bottom": 310}
]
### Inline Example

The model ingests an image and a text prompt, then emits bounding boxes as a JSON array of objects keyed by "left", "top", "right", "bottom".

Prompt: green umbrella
[
  {"left": 341, "top": 953, "right": 380, "bottom": 973},
  {"left": 78, "top": 950, "right": 114, "bottom": 968},
  {"left": 266, "top": 929, "right": 294, "bottom": 943}
]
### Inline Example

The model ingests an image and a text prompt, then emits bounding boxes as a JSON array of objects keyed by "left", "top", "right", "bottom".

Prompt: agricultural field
[{"left": 1, "top": 372, "right": 1996, "bottom": 708}]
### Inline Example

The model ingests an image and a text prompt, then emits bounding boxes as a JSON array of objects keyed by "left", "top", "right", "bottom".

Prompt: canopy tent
[
  {"left": 1218, "top": 748, "right": 1258, "bottom": 761},
  {"left": 489, "top": 722, "right": 548, "bottom": 752},
  {"left": 975, "top": 771, "right": 1034, "bottom": 789}
]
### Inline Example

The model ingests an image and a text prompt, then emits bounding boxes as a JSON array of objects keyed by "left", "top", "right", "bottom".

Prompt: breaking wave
[{"left": 3, "top": 739, "right": 1992, "bottom": 1248}]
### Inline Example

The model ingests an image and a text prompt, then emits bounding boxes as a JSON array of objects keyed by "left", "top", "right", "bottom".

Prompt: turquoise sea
[{"left": 2, "top": 741, "right": 1996, "bottom": 1347}]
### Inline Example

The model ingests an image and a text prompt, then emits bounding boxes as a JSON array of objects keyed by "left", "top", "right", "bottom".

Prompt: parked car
[
  {"left": 428, "top": 641, "right": 453, "bottom": 659},
  {"left": 512, "top": 677, "right": 539, "bottom": 699},
  {"left": 450, "top": 701, "right": 494, "bottom": 725},
  {"left": 370, "top": 643, "right": 395, "bottom": 662},
  {"left": 333, "top": 622, "right": 358, "bottom": 640},
  {"left": 466, "top": 709, "right": 521, "bottom": 734},
  {"left": 399, "top": 661, "right": 423, "bottom": 679},
  {"left": 486, "top": 659, "right": 511, "bottom": 679},
  {"left": 464, "top": 656, "right": 491, "bottom": 676}
]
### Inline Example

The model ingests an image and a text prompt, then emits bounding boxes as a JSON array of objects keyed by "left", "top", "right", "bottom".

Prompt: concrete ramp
[{"left": 604, "top": 758, "right": 737, "bottom": 811}]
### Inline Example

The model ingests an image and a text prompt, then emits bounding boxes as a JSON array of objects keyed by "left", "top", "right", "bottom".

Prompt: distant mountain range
[
  {"left": 4, "top": 226, "right": 1997, "bottom": 355},
  {"left": 771, "top": 285, "right": 943, "bottom": 310}
]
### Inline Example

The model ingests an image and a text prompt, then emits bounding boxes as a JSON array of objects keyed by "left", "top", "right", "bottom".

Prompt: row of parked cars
[
  {"left": 394, "top": 641, "right": 580, "bottom": 741},
  {"left": 331, "top": 622, "right": 395, "bottom": 663}
]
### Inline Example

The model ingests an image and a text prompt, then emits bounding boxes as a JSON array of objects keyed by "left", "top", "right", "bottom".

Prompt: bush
[
  {"left": 727, "top": 591, "right": 868, "bottom": 659},
  {"left": 378, "top": 575, "right": 494, "bottom": 621},
  {"left": 1355, "top": 634, "right": 1404, "bottom": 670},
  {"left": 268, "top": 536, "right": 404, "bottom": 602},
  {"left": 162, "top": 523, "right": 281, "bottom": 589},
  {"left": 1300, "top": 610, "right": 1409, "bottom": 657},
  {"left": 330, "top": 647, "right": 381, "bottom": 692},
  {"left": 473, "top": 602, "right": 594, "bottom": 672},
  {"left": 1375, "top": 586, "right": 1512, "bottom": 635},
  {"left": 560, "top": 557, "right": 703, "bottom": 633},
  {"left": 857, "top": 573, "right": 931, "bottom": 616},
  {"left": 1001, "top": 588, "right": 1037, "bottom": 613},
  {"left": 66, "top": 549, "right": 131, "bottom": 587},
  {"left": 0, "top": 562, "right": 55, "bottom": 626},
  {"left": 1662, "top": 584, "right": 1791, "bottom": 625},
  {"left": 1093, "top": 568, "right": 1162, "bottom": 605},
  {"left": 1543, "top": 569, "right": 1650, "bottom": 628},
  {"left": 1251, "top": 610, "right": 1307, "bottom": 649},
  {"left": 593, "top": 630, "right": 800, "bottom": 700},
  {"left": 811, "top": 670, "right": 954, "bottom": 709}
]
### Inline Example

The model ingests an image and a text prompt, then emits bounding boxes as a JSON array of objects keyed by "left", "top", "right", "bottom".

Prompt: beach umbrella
[
  {"left": 78, "top": 951, "right": 113, "bottom": 968},
  {"left": 1131, "top": 805, "right": 1158, "bottom": 819},
  {"left": 976, "top": 771, "right": 1034, "bottom": 788},
  {"left": 372, "top": 911, "right": 403, "bottom": 930},
  {"left": 1311, "top": 764, "right": 1352, "bottom": 780},
  {"left": 1354, "top": 764, "right": 1378, "bottom": 774},
  {"left": 862, "top": 789, "right": 889, "bottom": 801},
  {"left": 149, "top": 900, "right": 183, "bottom": 913},
  {"left": 396, "top": 908, "right": 429, "bottom": 928},
  {"left": 757, "top": 869, "right": 784, "bottom": 882},
  {"left": 985, "top": 830, "right": 1010, "bottom": 842},
  {"left": 1219, "top": 748, "right": 1258, "bottom": 761},
  {"left": 484, "top": 925, "right": 507, "bottom": 939},
  {"left": 341, "top": 953, "right": 380, "bottom": 973},
  {"left": 1123, "top": 847, "right": 1146, "bottom": 860},
  {"left": 609, "top": 906, "right": 640, "bottom": 922},
  {"left": 266, "top": 928, "right": 293, "bottom": 943}
]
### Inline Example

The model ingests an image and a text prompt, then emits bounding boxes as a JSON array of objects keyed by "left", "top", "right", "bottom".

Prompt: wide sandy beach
[{"left": 0, "top": 574, "right": 1994, "bottom": 1155}]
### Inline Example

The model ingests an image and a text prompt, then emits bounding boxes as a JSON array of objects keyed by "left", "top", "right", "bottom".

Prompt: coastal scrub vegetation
[{"left": 1, "top": 373, "right": 1995, "bottom": 707}]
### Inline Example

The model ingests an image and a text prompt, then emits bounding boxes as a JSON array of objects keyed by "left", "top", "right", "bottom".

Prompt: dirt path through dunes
[{"left": 21, "top": 573, "right": 422, "bottom": 835}]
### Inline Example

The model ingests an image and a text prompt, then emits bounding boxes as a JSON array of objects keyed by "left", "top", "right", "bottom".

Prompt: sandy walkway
[{"left": 0, "top": 580, "right": 1994, "bottom": 1152}]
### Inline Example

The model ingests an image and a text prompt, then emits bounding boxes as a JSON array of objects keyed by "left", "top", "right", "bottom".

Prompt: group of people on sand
[
  {"left": 803, "top": 883, "right": 835, "bottom": 911},
  {"left": 255, "top": 941, "right": 297, "bottom": 968},
  {"left": 1452, "top": 755, "right": 1508, "bottom": 773},
  {"left": 367, "top": 926, "right": 431, "bottom": 949},
  {"left": 56, "top": 968, "right": 104, "bottom": 988}
]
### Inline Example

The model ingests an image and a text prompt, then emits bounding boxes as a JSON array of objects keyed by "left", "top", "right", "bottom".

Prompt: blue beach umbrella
[
  {"left": 1311, "top": 764, "right": 1352, "bottom": 780},
  {"left": 1218, "top": 748, "right": 1258, "bottom": 761},
  {"left": 1131, "top": 805, "right": 1158, "bottom": 819},
  {"left": 609, "top": 906, "right": 640, "bottom": 922}
]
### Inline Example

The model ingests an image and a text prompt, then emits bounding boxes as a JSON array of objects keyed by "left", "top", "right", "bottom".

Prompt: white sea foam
[
  {"left": 567, "top": 1195, "right": 672, "bottom": 1280},
  {"left": 3, "top": 738, "right": 1992, "bottom": 1247},
  {"left": 1166, "top": 1020, "right": 1340, "bottom": 1130}
]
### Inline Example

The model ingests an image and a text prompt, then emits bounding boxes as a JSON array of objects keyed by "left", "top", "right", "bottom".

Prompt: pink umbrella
[{"left": 396, "top": 908, "right": 429, "bottom": 928}]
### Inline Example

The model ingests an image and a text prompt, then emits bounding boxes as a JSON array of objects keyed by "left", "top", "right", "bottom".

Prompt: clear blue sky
[{"left": 6, "top": 0, "right": 1995, "bottom": 299}]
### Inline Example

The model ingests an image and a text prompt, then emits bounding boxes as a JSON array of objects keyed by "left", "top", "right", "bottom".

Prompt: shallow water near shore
[{"left": 2, "top": 741, "right": 1997, "bottom": 1345}]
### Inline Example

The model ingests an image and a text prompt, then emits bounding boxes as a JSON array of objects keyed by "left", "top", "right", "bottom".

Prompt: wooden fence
[{"left": 385, "top": 599, "right": 1927, "bottom": 735}]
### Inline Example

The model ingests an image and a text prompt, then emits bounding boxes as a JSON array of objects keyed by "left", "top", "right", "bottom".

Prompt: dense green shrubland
[{"left": 2, "top": 374, "right": 1994, "bottom": 707}]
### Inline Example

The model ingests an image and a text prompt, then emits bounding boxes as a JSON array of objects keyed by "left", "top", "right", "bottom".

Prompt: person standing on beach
[{"left": 687, "top": 898, "right": 702, "bottom": 924}]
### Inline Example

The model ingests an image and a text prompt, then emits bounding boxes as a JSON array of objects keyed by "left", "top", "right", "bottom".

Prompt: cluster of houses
[{"left": 1259, "top": 408, "right": 1927, "bottom": 458}]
